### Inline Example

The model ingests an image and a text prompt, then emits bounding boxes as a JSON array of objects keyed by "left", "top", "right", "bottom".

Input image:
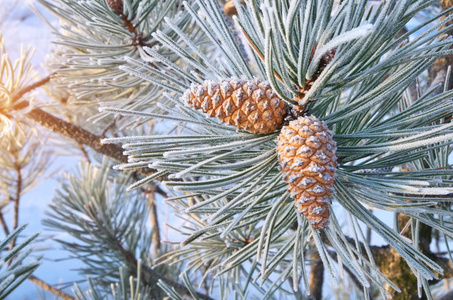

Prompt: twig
[
  {"left": 77, "top": 144, "right": 91, "bottom": 164},
  {"left": 308, "top": 251, "right": 324, "bottom": 300},
  {"left": 28, "top": 275, "right": 74, "bottom": 300},
  {"left": 144, "top": 184, "right": 162, "bottom": 253},
  {"left": 12, "top": 73, "right": 54, "bottom": 102},
  {"left": 0, "top": 211, "right": 10, "bottom": 236},
  {"left": 11, "top": 77, "right": 165, "bottom": 179},
  {"left": 13, "top": 99, "right": 167, "bottom": 179},
  {"left": 9, "top": 166, "right": 22, "bottom": 252}
]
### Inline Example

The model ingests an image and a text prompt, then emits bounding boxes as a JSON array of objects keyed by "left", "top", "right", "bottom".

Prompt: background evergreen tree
[{"left": 1, "top": 0, "right": 453, "bottom": 299}]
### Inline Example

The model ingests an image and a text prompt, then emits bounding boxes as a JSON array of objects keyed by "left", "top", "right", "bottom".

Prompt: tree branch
[
  {"left": 9, "top": 165, "right": 22, "bottom": 252},
  {"left": 111, "top": 234, "right": 214, "bottom": 300},
  {"left": 0, "top": 211, "right": 75, "bottom": 299},
  {"left": 10, "top": 75, "right": 162, "bottom": 178},
  {"left": 28, "top": 275, "right": 75, "bottom": 300},
  {"left": 13, "top": 74, "right": 53, "bottom": 102},
  {"left": 144, "top": 184, "right": 161, "bottom": 254},
  {"left": 308, "top": 251, "right": 323, "bottom": 300},
  {"left": 0, "top": 211, "right": 10, "bottom": 236}
]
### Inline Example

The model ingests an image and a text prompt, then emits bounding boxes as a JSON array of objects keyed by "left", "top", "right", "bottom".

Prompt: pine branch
[
  {"left": 144, "top": 184, "right": 161, "bottom": 253},
  {"left": 28, "top": 275, "right": 74, "bottom": 300},
  {"left": 11, "top": 78, "right": 163, "bottom": 178},
  {"left": 111, "top": 231, "right": 214, "bottom": 300},
  {"left": 9, "top": 165, "right": 22, "bottom": 252},
  {"left": 428, "top": 0, "right": 453, "bottom": 91},
  {"left": 0, "top": 220, "right": 73, "bottom": 300},
  {"left": 12, "top": 74, "right": 53, "bottom": 101},
  {"left": 15, "top": 100, "right": 164, "bottom": 178},
  {"left": 322, "top": 230, "right": 453, "bottom": 299},
  {"left": 308, "top": 251, "right": 324, "bottom": 300},
  {"left": 26, "top": 105, "right": 126, "bottom": 162},
  {"left": 0, "top": 211, "right": 10, "bottom": 236}
]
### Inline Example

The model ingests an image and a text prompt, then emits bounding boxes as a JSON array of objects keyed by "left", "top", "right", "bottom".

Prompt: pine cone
[
  {"left": 295, "top": 48, "right": 336, "bottom": 106},
  {"left": 223, "top": 0, "right": 245, "bottom": 16},
  {"left": 107, "top": 0, "right": 123, "bottom": 13},
  {"left": 182, "top": 78, "right": 287, "bottom": 134},
  {"left": 277, "top": 115, "right": 337, "bottom": 229}
]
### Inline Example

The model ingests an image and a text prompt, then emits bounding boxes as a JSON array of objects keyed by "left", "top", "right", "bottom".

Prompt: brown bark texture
[
  {"left": 308, "top": 252, "right": 324, "bottom": 300},
  {"left": 428, "top": 0, "right": 453, "bottom": 91}
]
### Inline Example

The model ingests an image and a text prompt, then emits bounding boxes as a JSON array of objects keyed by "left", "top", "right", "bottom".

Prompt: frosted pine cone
[
  {"left": 296, "top": 48, "right": 336, "bottom": 106},
  {"left": 107, "top": 0, "right": 123, "bottom": 13},
  {"left": 277, "top": 115, "right": 337, "bottom": 229},
  {"left": 182, "top": 78, "right": 287, "bottom": 134}
]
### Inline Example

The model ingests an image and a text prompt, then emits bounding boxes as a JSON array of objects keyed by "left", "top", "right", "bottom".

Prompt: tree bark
[
  {"left": 308, "top": 251, "right": 324, "bottom": 300},
  {"left": 428, "top": 0, "right": 453, "bottom": 92}
]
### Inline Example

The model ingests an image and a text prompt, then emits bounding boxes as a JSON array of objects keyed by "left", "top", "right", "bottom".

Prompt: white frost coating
[
  {"left": 307, "top": 23, "right": 374, "bottom": 80},
  {"left": 211, "top": 93, "right": 221, "bottom": 104},
  {"left": 206, "top": 80, "right": 219, "bottom": 96},
  {"left": 290, "top": 135, "right": 303, "bottom": 144},
  {"left": 224, "top": 101, "right": 233, "bottom": 112},
  {"left": 252, "top": 88, "right": 265, "bottom": 99},
  {"left": 313, "top": 185, "right": 326, "bottom": 193},
  {"left": 220, "top": 81, "right": 232, "bottom": 94},
  {"left": 181, "top": 90, "right": 191, "bottom": 105},
  {"left": 201, "top": 100, "right": 210, "bottom": 110},
  {"left": 308, "top": 136, "right": 320, "bottom": 142},
  {"left": 195, "top": 86, "right": 206, "bottom": 97},
  {"left": 293, "top": 158, "right": 306, "bottom": 167},
  {"left": 284, "top": 129, "right": 297, "bottom": 137},
  {"left": 296, "top": 145, "right": 312, "bottom": 154},
  {"left": 288, "top": 174, "right": 301, "bottom": 183},
  {"left": 319, "top": 197, "right": 331, "bottom": 204},
  {"left": 284, "top": 146, "right": 297, "bottom": 153},
  {"left": 234, "top": 89, "right": 245, "bottom": 101},
  {"left": 0, "top": 275, "right": 15, "bottom": 292},
  {"left": 320, "top": 173, "right": 332, "bottom": 182},
  {"left": 244, "top": 82, "right": 257, "bottom": 96},
  {"left": 301, "top": 125, "right": 313, "bottom": 133},
  {"left": 299, "top": 177, "right": 314, "bottom": 187},
  {"left": 308, "top": 162, "right": 324, "bottom": 173},
  {"left": 291, "top": 119, "right": 302, "bottom": 126},
  {"left": 312, "top": 206, "right": 326, "bottom": 215},
  {"left": 316, "top": 151, "right": 329, "bottom": 161},
  {"left": 297, "top": 197, "right": 311, "bottom": 204}
]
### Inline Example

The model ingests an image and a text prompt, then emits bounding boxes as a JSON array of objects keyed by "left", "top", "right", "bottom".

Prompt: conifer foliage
[
  {"left": 6, "top": 0, "right": 453, "bottom": 299},
  {"left": 100, "top": 0, "right": 453, "bottom": 298}
]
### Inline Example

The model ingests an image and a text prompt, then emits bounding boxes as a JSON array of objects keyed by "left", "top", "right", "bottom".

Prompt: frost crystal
[
  {"left": 313, "top": 185, "right": 325, "bottom": 194},
  {"left": 312, "top": 206, "right": 326, "bottom": 215}
]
